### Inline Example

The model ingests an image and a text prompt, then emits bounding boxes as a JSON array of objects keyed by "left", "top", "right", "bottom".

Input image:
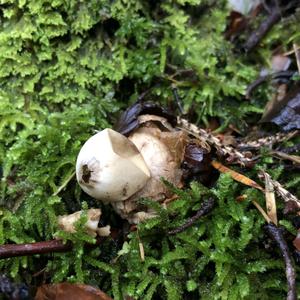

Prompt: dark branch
[
  {"left": 246, "top": 71, "right": 297, "bottom": 99},
  {"left": 0, "top": 237, "right": 106, "bottom": 260},
  {"left": 265, "top": 223, "right": 297, "bottom": 300},
  {"left": 243, "top": 9, "right": 281, "bottom": 52},
  {"left": 168, "top": 197, "right": 215, "bottom": 235}
]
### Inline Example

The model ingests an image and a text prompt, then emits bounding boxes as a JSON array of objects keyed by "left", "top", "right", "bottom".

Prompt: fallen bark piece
[
  {"left": 35, "top": 283, "right": 112, "bottom": 300},
  {"left": 265, "top": 223, "right": 297, "bottom": 300}
]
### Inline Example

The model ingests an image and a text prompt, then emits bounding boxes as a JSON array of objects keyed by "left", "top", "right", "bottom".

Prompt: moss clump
[{"left": 0, "top": 0, "right": 299, "bottom": 299}]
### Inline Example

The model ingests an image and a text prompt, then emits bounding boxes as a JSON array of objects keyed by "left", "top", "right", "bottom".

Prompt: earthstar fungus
[{"left": 76, "top": 108, "right": 192, "bottom": 223}]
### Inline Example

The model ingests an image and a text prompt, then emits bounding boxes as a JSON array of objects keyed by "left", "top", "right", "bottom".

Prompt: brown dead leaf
[
  {"left": 293, "top": 230, "right": 300, "bottom": 251},
  {"left": 236, "top": 194, "right": 248, "bottom": 202},
  {"left": 260, "top": 85, "right": 300, "bottom": 131},
  {"left": 294, "top": 44, "right": 300, "bottom": 74},
  {"left": 35, "top": 283, "right": 112, "bottom": 300},
  {"left": 271, "top": 55, "right": 291, "bottom": 72},
  {"left": 261, "top": 171, "right": 278, "bottom": 225},
  {"left": 258, "top": 171, "right": 300, "bottom": 214},
  {"left": 211, "top": 161, "right": 264, "bottom": 191},
  {"left": 260, "top": 84, "right": 288, "bottom": 123},
  {"left": 225, "top": 11, "right": 247, "bottom": 40}
]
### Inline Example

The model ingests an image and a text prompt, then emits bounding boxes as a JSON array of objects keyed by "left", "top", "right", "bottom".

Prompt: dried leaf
[
  {"left": 139, "top": 242, "right": 145, "bottom": 262},
  {"left": 225, "top": 11, "right": 247, "bottom": 40},
  {"left": 211, "top": 160, "right": 264, "bottom": 190},
  {"left": 236, "top": 194, "right": 248, "bottom": 202},
  {"left": 35, "top": 283, "right": 112, "bottom": 300},
  {"left": 293, "top": 230, "right": 300, "bottom": 251},
  {"left": 114, "top": 101, "right": 176, "bottom": 136},
  {"left": 184, "top": 143, "right": 204, "bottom": 165},
  {"left": 294, "top": 43, "right": 300, "bottom": 74},
  {"left": 261, "top": 171, "right": 278, "bottom": 225},
  {"left": 260, "top": 85, "right": 300, "bottom": 131},
  {"left": 271, "top": 55, "right": 291, "bottom": 72},
  {"left": 258, "top": 171, "right": 300, "bottom": 214},
  {"left": 182, "top": 142, "right": 212, "bottom": 182},
  {"left": 178, "top": 118, "right": 253, "bottom": 166}
]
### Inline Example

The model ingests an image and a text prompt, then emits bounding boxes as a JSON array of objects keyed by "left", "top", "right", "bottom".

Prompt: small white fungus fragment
[{"left": 57, "top": 208, "right": 110, "bottom": 237}]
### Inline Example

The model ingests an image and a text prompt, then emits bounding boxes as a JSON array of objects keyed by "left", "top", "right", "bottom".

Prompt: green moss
[{"left": 0, "top": 0, "right": 299, "bottom": 299}]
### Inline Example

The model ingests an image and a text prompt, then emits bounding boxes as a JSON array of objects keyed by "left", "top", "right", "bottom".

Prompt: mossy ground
[{"left": 0, "top": 0, "right": 299, "bottom": 299}]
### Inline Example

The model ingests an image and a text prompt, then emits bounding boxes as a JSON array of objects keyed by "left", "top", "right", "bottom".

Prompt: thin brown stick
[
  {"left": 245, "top": 71, "right": 296, "bottom": 99},
  {"left": 0, "top": 240, "right": 72, "bottom": 259},
  {"left": 265, "top": 223, "right": 297, "bottom": 300},
  {"left": 0, "top": 237, "right": 106, "bottom": 259},
  {"left": 243, "top": 9, "right": 281, "bottom": 52},
  {"left": 168, "top": 198, "right": 215, "bottom": 235}
]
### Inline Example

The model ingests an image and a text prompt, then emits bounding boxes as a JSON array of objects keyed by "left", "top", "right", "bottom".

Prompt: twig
[
  {"left": 244, "top": 0, "right": 300, "bottom": 53},
  {"left": 177, "top": 118, "right": 254, "bottom": 166},
  {"left": 171, "top": 85, "right": 184, "bottom": 115},
  {"left": 252, "top": 200, "right": 272, "bottom": 223},
  {"left": 53, "top": 171, "right": 75, "bottom": 196},
  {"left": 265, "top": 223, "right": 297, "bottom": 300},
  {"left": 243, "top": 8, "right": 281, "bottom": 52},
  {"left": 168, "top": 198, "right": 215, "bottom": 235},
  {"left": 278, "top": 143, "right": 300, "bottom": 154},
  {"left": 270, "top": 150, "right": 300, "bottom": 164},
  {"left": 238, "top": 131, "right": 298, "bottom": 151},
  {"left": 0, "top": 240, "right": 72, "bottom": 259},
  {"left": 246, "top": 71, "right": 297, "bottom": 98},
  {"left": 0, "top": 237, "right": 105, "bottom": 259}
]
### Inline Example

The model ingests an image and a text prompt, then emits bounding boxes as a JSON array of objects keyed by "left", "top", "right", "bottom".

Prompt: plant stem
[
  {"left": 243, "top": 9, "right": 281, "bottom": 52},
  {"left": 168, "top": 197, "right": 215, "bottom": 235},
  {"left": 265, "top": 223, "right": 297, "bottom": 300},
  {"left": 0, "top": 237, "right": 106, "bottom": 259}
]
